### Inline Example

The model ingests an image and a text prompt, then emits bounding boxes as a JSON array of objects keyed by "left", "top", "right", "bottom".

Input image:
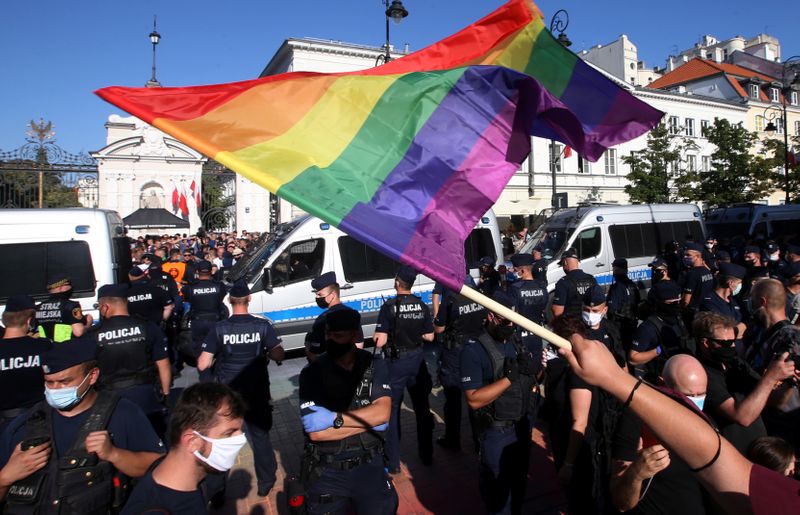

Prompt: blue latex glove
[
  {"left": 302, "top": 406, "right": 336, "bottom": 433},
  {"left": 372, "top": 423, "right": 389, "bottom": 432}
]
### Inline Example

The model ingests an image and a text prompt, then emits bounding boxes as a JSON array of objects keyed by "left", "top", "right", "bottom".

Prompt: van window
[
  {"left": 271, "top": 238, "right": 325, "bottom": 286},
  {"left": 609, "top": 224, "right": 659, "bottom": 259},
  {"left": 573, "top": 227, "right": 601, "bottom": 260},
  {"left": 770, "top": 220, "right": 799, "bottom": 239},
  {"left": 657, "top": 221, "right": 703, "bottom": 245},
  {"left": 0, "top": 241, "right": 96, "bottom": 301},
  {"left": 465, "top": 228, "right": 497, "bottom": 268},
  {"left": 112, "top": 237, "right": 132, "bottom": 284},
  {"left": 339, "top": 236, "right": 399, "bottom": 283}
]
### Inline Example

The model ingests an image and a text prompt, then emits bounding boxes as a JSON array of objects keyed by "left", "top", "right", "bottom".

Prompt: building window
[
  {"left": 604, "top": 149, "right": 617, "bottom": 175},
  {"left": 755, "top": 115, "right": 765, "bottom": 132},
  {"left": 795, "top": 120, "right": 800, "bottom": 136},
  {"left": 749, "top": 84, "right": 760, "bottom": 99},
  {"left": 686, "top": 155, "right": 697, "bottom": 172},
  {"left": 700, "top": 120, "right": 710, "bottom": 136},
  {"left": 578, "top": 156, "right": 591, "bottom": 174},
  {"left": 702, "top": 156, "right": 710, "bottom": 172},
  {"left": 791, "top": 92, "right": 799, "bottom": 106},
  {"left": 776, "top": 118, "right": 784, "bottom": 134},
  {"left": 550, "top": 143, "right": 563, "bottom": 173},
  {"left": 770, "top": 88, "right": 780, "bottom": 102},
  {"left": 668, "top": 116, "right": 680, "bottom": 135},
  {"left": 685, "top": 118, "right": 695, "bottom": 137},
  {"left": 670, "top": 159, "right": 682, "bottom": 178}
]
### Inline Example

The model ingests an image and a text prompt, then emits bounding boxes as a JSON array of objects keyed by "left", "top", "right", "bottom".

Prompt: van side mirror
[{"left": 262, "top": 267, "right": 274, "bottom": 294}]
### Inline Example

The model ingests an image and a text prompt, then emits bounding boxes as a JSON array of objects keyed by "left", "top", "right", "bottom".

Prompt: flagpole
[{"left": 458, "top": 284, "right": 572, "bottom": 351}]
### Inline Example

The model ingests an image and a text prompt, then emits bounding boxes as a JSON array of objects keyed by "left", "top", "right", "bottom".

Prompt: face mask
[
  {"left": 193, "top": 431, "right": 247, "bottom": 472},
  {"left": 710, "top": 345, "right": 737, "bottom": 364},
  {"left": 652, "top": 269, "right": 666, "bottom": 282},
  {"left": 44, "top": 372, "right": 91, "bottom": 411},
  {"left": 582, "top": 311, "right": 603, "bottom": 327},
  {"left": 731, "top": 283, "right": 742, "bottom": 296},
  {"left": 687, "top": 394, "right": 706, "bottom": 411},
  {"left": 613, "top": 271, "right": 628, "bottom": 280},
  {"left": 315, "top": 295, "right": 330, "bottom": 309},
  {"left": 326, "top": 340, "right": 355, "bottom": 359},
  {"left": 745, "top": 259, "right": 756, "bottom": 267},
  {"left": 705, "top": 243, "right": 714, "bottom": 250},
  {"left": 769, "top": 253, "right": 779, "bottom": 262},
  {"left": 657, "top": 302, "right": 682, "bottom": 317},
  {"left": 488, "top": 319, "right": 515, "bottom": 341},
  {"left": 683, "top": 257, "right": 694, "bottom": 268}
]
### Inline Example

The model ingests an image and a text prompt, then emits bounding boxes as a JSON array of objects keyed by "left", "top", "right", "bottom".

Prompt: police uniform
[
  {"left": 298, "top": 308, "right": 397, "bottom": 515},
  {"left": 90, "top": 284, "right": 170, "bottom": 438},
  {"left": 181, "top": 261, "right": 227, "bottom": 380},
  {"left": 699, "top": 262, "right": 746, "bottom": 325},
  {"left": 680, "top": 243, "right": 714, "bottom": 313},
  {"left": 552, "top": 250, "right": 598, "bottom": 318},
  {"left": 0, "top": 296, "right": 52, "bottom": 432},
  {"left": 35, "top": 274, "right": 85, "bottom": 343},
  {"left": 434, "top": 275, "right": 487, "bottom": 450},
  {"left": 0, "top": 337, "right": 164, "bottom": 514},
  {"left": 374, "top": 266, "right": 434, "bottom": 471},
  {"left": 477, "top": 257, "right": 501, "bottom": 297},
  {"left": 201, "top": 281, "right": 282, "bottom": 496},
  {"left": 606, "top": 258, "right": 641, "bottom": 353},
  {"left": 509, "top": 254, "right": 548, "bottom": 364},
  {"left": 459, "top": 292, "right": 537, "bottom": 515},
  {"left": 305, "top": 272, "right": 363, "bottom": 357},
  {"left": 127, "top": 268, "right": 174, "bottom": 326}
]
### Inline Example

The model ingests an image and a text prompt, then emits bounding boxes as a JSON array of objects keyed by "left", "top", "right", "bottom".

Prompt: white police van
[
  {"left": 520, "top": 203, "right": 705, "bottom": 292},
  {"left": 0, "top": 209, "right": 131, "bottom": 322},
  {"left": 225, "top": 211, "right": 503, "bottom": 350},
  {"left": 704, "top": 203, "right": 800, "bottom": 242}
]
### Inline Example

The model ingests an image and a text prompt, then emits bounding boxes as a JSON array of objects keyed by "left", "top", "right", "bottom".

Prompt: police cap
[
  {"left": 765, "top": 241, "right": 779, "bottom": 253},
  {"left": 743, "top": 245, "right": 761, "bottom": 255},
  {"left": 396, "top": 265, "right": 417, "bottom": 285},
  {"left": 510, "top": 254, "right": 534, "bottom": 267},
  {"left": 128, "top": 266, "right": 144, "bottom": 278},
  {"left": 46, "top": 272, "right": 71, "bottom": 290},
  {"left": 97, "top": 283, "right": 129, "bottom": 299},
  {"left": 684, "top": 242, "right": 704, "bottom": 253},
  {"left": 229, "top": 279, "right": 250, "bottom": 298},
  {"left": 583, "top": 285, "right": 606, "bottom": 307},
  {"left": 479, "top": 256, "right": 495, "bottom": 268},
  {"left": 718, "top": 262, "right": 746, "bottom": 280},
  {"left": 531, "top": 261, "right": 547, "bottom": 279},
  {"left": 715, "top": 250, "right": 731, "bottom": 262},
  {"left": 648, "top": 257, "right": 667, "bottom": 269},
  {"left": 612, "top": 258, "right": 628, "bottom": 270},
  {"left": 325, "top": 307, "right": 361, "bottom": 332},
  {"left": 196, "top": 260, "right": 212, "bottom": 273},
  {"left": 652, "top": 281, "right": 682, "bottom": 302},
  {"left": 491, "top": 290, "right": 514, "bottom": 309},
  {"left": 41, "top": 336, "right": 97, "bottom": 375},
  {"left": 5, "top": 295, "right": 36, "bottom": 313},
  {"left": 558, "top": 248, "right": 579, "bottom": 265},
  {"left": 311, "top": 271, "right": 337, "bottom": 291}
]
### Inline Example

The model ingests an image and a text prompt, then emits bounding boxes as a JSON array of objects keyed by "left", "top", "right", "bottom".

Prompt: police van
[
  {"left": 704, "top": 204, "right": 800, "bottom": 242},
  {"left": 0, "top": 209, "right": 131, "bottom": 322},
  {"left": 225, "top": 211, "right": 503, "bottom": 350},
  {"left": 520, "top": 203, "right": 705, "bottom": 292}
]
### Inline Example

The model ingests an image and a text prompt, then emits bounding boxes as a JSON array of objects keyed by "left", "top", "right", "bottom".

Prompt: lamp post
[
  {"left": 548, "top": 10, "right": 571, "bottom": 209},
  {"left": 376, "top": 0, "right": 408, "bottom": 66},
  {"left": 764, "top": 55, "right": 800, "bottom": 204},
  {"left": 146, "top": 16, "right": 161, "bottom": 87}
]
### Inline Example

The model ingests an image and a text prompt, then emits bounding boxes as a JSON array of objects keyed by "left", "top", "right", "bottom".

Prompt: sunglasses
[{"left": 707, "top": 337, "right": 736, "bottom": 347}]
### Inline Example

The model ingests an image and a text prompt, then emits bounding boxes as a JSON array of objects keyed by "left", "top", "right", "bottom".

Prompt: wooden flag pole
[{"left": 459, "top": 284, "right": 573, "bottom": 351}]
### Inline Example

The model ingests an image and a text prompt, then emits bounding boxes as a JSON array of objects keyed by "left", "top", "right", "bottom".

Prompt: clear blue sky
[{"left": 1, "top": 0, "right": 798, "bottom": 154}]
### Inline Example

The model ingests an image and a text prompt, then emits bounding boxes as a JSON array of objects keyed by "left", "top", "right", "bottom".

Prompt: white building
[
  {"left": 667, "top": 33, "right": 781, "bottom": 71},
  {"left": 579, "top": 35, "right": 662, "bottom": 87}
]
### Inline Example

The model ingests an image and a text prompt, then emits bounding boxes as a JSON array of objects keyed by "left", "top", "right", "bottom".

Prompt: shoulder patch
[{"left": 72, "top": 307, "right": 82, "bottom": 319}]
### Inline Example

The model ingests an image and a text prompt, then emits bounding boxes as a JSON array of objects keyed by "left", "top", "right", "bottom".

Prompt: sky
[{"left": 1, "top": 0, "right": 799, "bottom": 154}]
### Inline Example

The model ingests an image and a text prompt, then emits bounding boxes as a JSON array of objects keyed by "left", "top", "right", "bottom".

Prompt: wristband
[
  {"left": 655, "top": 346, "right": 662, "bottom": 356},
  {"left": 624, "top": 378, "right": 644, "bottom": 409},
  {"left": 689, "top": 429, "right": 721, "bottom": 473}
]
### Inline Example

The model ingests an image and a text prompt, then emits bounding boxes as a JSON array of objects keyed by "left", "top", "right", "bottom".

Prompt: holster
[{"left": 300, "top": 445, "right": 323, "bottom": 490}]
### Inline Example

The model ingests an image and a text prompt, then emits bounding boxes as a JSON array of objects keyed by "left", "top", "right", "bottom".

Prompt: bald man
[{"left": 609, "top": 355, "right": 710, "bottom": 514}]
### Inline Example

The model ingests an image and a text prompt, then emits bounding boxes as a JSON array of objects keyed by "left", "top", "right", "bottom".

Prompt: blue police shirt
[
  {"left": 631, "top": 318, "right": 684, "bottom": 354},
  {"left": 510, "top": 279, "right": 548, "bottom": 323},
  {"left": 552, "top": 270, "right": 595, "bottom": 307},
  {"left": 699, "top": 292, "right": 742, "bottom": 323},
  {"left": 680, "top": 266, "right": 714, "bottom": 309},
  {"left": 459, "top": 336, "right": 518, "bottom": 391},
  {"left": 201, "top": 314, "right": 281, "bottom": 355}
]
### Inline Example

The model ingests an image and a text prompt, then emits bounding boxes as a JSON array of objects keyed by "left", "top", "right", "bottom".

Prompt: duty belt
[
  {"left": 318, "top": 446, "right": 381, "bottom": 470},
  {"left": 489, "top": 420, "right": 517, "bottom": 429}
]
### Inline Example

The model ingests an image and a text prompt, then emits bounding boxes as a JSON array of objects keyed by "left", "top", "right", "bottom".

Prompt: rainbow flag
[{"left": 96, "top": 0, "right": 662, "bottom": 291}]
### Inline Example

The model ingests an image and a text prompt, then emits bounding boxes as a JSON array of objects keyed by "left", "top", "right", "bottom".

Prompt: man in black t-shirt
[
  {"left": 127, "top": 267, "right": 174, "bottom": 326},
  {"left": 551, "top": 248, "right": 598, "bottom": 319},
  {"left": 373, "top": 266, "right": 435, "bottom": 473},
  {"left": 610, "top": 354, "right": 710, "bottom": 514},
  {"left": 304, "top": 272, "right": 364, "bottom": 361},
  {"left": 680, "top": 242, "right": 714, "bottom": 319},
  {"left": 0, "top": 296, "right": 52, "bottom": 432},
  {"left": 122, "top": 383, "right": 247, "bottom": 515}
]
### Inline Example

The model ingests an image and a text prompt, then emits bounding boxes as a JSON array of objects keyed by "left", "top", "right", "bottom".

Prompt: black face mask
[
  {"left": 710, "top": 345, "right": 737, "bottom": 364},
  {"left": 652, "top": 270, "right": 666, "bottom": 282},
  {"left": 326, "top": 340, "right": 354, "bottom": 359},
  {"left": 315, "top": 296, "right": 330, "bottom": 309},
  {"left": 488, "top": 320, "right": 515, "bottom": 342},
  {"left": 657, "top": 302, "right": 682, "bottom": 317}
]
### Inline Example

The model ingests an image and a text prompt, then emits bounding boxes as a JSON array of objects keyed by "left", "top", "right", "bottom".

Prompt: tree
[
  {"left": 762, "top": 134, "right": 800, "bottom": 204},
  {"left": 622, "top": 123, "right": 682, "bottom": 203},
  {"left": 674, "top": 118, "right": 773, "bottom": 206},
  {"left": 200, "top": 161, "right": 235, "bottom": 231}
]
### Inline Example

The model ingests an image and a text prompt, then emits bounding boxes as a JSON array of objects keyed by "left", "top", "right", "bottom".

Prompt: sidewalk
[{"left": 176, "top": 356, "right": 566, "bottom": 514}]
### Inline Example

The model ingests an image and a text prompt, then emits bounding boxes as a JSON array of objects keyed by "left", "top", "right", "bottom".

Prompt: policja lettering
[
  {"left": 458, "top": 302, "right": 484, "bottom": 316},
  {"left": 192, "top": 288, "right": 218, "bottom": 295},
  {"left": 222, "top": 332, "right": 262, "bottom": 345},
  {"left": 97, "top": 326, "right": 143, "bottom": 342},
  {"left": 128, "top": 293, "right": 153, "bottom": 302},
  {"left": 0, "top": 355, "right": 40, "bottom": 370}
]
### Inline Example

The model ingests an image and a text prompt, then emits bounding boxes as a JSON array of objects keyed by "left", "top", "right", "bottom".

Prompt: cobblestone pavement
[{"left": 174, "top": 355, "right": 566, "bottom": 515}]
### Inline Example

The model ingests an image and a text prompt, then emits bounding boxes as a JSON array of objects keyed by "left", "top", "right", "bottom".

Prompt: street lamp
[
  {"left": 376, "top": 0, "right": 409, "bottom": 66},
  {"left": 146, "top": 16, "right": 162, "bottom": 87},
  {"left": 764, "top": 55, "right": 800, "bottom": 204},
  {"left": 548, "top": 9, "right": 571, "bottom": 209}
]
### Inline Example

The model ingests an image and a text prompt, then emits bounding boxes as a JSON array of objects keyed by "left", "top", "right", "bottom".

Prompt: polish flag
[
  {"left": 179, "top": 188, "right": 189, "bottom": 220},
  {"left": 171, "top": 184, "right": 179, "bottom": 213},
  {"left": 190, "top": 180, "right": 201, "bottom": 208},
  {"left": 564, "top": 146, "right": 573, "bottom": 158}
]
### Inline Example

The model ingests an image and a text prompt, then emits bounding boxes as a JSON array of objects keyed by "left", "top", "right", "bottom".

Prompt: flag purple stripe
[
  {"left": 593, "top": 89, "right": 664, "bottom": 150},
  {"left": 558, "top": 59, "right": 621, "bottom": 132}
]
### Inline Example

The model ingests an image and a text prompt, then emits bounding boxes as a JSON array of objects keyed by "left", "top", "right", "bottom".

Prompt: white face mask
[
  {"left": 581, "top": 311, "right": 603, "bottom": 327},
  {"left": 193, "top": 431, "right": 247, "bottom": 471},
  {"left": 687, "top": 394, "right": 706, "bottom": 411},
  {"left": 769, "top": 253, "right": 780, "bottom": 262}
]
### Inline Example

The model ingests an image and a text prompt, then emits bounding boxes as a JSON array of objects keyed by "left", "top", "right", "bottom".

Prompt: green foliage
[{"left": 622, "top": 123, "right": 681, "bottom": 203}]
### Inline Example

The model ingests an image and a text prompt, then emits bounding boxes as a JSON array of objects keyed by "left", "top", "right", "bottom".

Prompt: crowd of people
[{"left": 0, "top": 227, "right": 799, "bottom": 514}]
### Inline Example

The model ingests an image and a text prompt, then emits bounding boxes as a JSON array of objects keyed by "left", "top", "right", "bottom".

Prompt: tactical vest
[
  {"left": 383, "top": 295, "right": 426, "bottom": 352},
  {"left": 609, "top": 281, "right": 637, "bottom": 321},
  {"left": 35, "top": 296, "right": 75, "bottom": 343},
  {"left": 213, "top": 319, "right": 267, "bottom": 385},
  {"left": 94, "top": 317, "right": 155, "bottom": 391},
  {"left": 563, "top": 272, "right": 598, "bottom": 318},
  {"left": 5, "top": 393, "right": 122, "bottom": 515},
  {"left": 443, "top": 293, "right": 486, "bottom": 349},
  {"left": 187, "top": 281, "right": 225, "bottom": 320},
  {"left": 476, "top": 333, "right": 535, "bottom": 422}
]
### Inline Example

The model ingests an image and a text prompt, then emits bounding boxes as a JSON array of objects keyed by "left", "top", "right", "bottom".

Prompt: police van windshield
[
  {"left": 227, "top": 216, "right": 308, "bottom": 283},
  {"left": 520, "top": 224, "right": 572, "bottom": 260}
]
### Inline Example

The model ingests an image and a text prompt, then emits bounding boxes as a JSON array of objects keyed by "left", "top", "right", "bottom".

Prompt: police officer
[
  {"left": 629, "top": 281, "right": 694, "bottom": 381},
  {"left": 0, "top": 337, "right": 164, "bottom": 512},
  {"left": 433, "top": 273, "right": 487, "bottom": 452},
  {"left": 373, "top": 266, "right": 435, "bottom": 472},
  {"left": 582, "top": 285, "right": 626, "bottom": 366},
  {"left": 182, "top": 261, "right": 227, "bottom": 381},
  {"left": 680, "top": 242, "right": 714, "bottom": 320},
  {"left": 551, "top": 248, "right": 598, "bottom": 319},
  {"left": 35, "top": 273, "right": 92, "bottom": 342},
  {"left": 127, "top": 266, "right": 174, "bottom": 326},
  {"left": 700, "top": 262, "right": 747, "bottom": 341},
  {"left": 477, "top": 257, "right": 501, "bottom": 297},
  {"left": 89, "top": 284, "right": 172, "bottom": 439},
  {"left": 305, "top": 272, "right": 363, "bottom": 361},
  {"left": 298, "top": 307, "right": 397, "bottom": 514},
  {"left": 509, "top": 253, "right": 548, "bottom": 361},
  {"left": 606, "top": 258, "right": 641, "bottom": 353},
  {"left": 460, "top": 291, "right": 537, "bottom": 514},
  {"left": 0, "top": 296, "right": 51, "bottom": 432},
  {"left": 197, "top": 280, "right": 284, "bottom": 498}
]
